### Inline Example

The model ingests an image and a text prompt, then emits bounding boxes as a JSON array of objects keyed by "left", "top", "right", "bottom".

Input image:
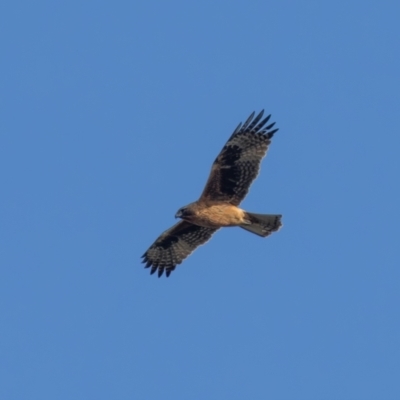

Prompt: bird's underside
[{"left": 141, "top": 110, "right": 282, "bottom": 277}]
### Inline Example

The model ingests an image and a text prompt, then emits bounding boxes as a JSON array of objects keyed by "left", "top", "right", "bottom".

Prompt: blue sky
[{"left": 1, "top": 1, "right": 400, "bottom": 399}]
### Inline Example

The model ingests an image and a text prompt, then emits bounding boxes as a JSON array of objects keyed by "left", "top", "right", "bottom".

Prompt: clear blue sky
[{"left": 1, "top": 1, "right": 399, "bottom": 399}]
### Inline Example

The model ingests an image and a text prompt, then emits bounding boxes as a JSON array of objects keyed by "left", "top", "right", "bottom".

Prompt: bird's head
[{"left": 175, "top": 206, "right": 194, "bottom": 219}]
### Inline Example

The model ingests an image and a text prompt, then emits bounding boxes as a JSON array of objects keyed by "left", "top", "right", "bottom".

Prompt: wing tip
[
  {"left": 141, "top": 254, "right": 176, "bottom": 277},
  {"left": 235, "top": 110, "right": 278, "bottom": 137},
  {"left": 267, "top": 128, "right": 279, "bottom": 139},
  {"left": 241, "top": 111, "right": 256, "bottom": 130}
]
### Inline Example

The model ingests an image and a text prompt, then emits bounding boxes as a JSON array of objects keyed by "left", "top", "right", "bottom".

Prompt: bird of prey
[{"left": 142, "top": 110, "right": 282, "bottom": 277}]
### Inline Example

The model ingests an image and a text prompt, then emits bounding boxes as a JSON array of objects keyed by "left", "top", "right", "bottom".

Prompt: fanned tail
[{"left": 240, "top": 212, "right": 282, "bottom": 237}]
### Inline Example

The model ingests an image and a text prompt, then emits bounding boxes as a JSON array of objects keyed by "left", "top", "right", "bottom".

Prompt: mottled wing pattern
[
  {"left": 142, "top": 221, "right": 218, "bottom": 277},
  {"left": 200, "top": 110, "right": 278, "bottom": 206}
]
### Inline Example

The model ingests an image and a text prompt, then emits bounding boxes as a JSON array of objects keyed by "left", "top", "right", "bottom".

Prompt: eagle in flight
[{"left": 142, "top": 110, "right": 282, "bottom": 277}]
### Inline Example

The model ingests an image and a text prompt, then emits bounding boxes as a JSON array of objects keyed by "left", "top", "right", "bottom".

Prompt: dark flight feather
[
  {"left": 142, "top": 221, "right": 218, "bottom": 277},
  {"left": 200, "top": 110, "right": 278, "bottom": 206}
]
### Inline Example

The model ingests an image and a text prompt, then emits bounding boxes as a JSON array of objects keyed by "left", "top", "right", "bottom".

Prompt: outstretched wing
[
  {"left": 200, "top": 110, "right": 278, "bottom": 206},
  {"left": 142, "top": 221, "right": 218, "bottom": 277}
]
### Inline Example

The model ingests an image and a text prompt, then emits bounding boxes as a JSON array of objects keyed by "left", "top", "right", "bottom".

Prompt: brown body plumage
[
  {"left": 142, "top": 110, "right": 283, "bottom": 277},
  {"left": 177, "top": 202, "right": 246, "bottom": 228}
]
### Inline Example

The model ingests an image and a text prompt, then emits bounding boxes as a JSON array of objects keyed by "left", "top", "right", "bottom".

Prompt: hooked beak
[{"left": 175, "top": 210, "right": 182, "bottom": 219}]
